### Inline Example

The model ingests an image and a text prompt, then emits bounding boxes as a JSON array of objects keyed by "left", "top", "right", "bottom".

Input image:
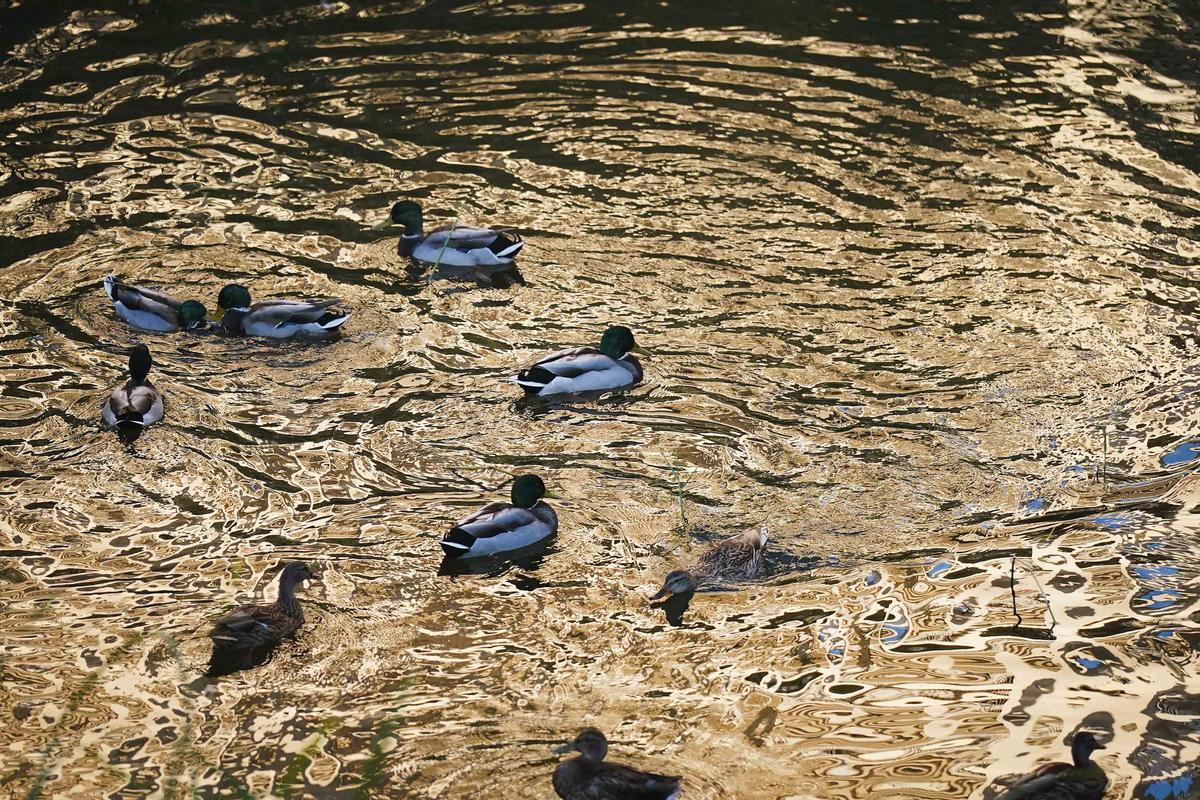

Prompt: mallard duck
[
  {"left": 994, "top": 732, "right": 1107, "bottom": 800},
  {"left": 214, "top": 284, "right": 350, "bottom": 339},
  {"left": 440, "top": 475, "right": 557, "bottom": 559},
  {"left": 553, "top": 728, "right": 682, "bottom": 800},
  {"left": 208, "top": 561, "right": 313, "bottom": 676},
  {"left": 103, "top": 275, "right": 208, "bottom": 332},
  {"left": 381, "top": 200, "right": 524, "bottom": 267},
  {"left": 651, "top": 526, "right": 768, "bottom": 599},
  {"left": 514, "top": 326, "right": 642, "bottom": 396},
  {"left": 101, "top": 344, "right": 163, "bottom": 429}
]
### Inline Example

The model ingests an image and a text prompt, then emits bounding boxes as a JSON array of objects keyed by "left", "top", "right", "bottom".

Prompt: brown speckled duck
[
  {"left": 552, "top": 728, "right": 682, "bottom": 800},
  {"left": 651, "top": 526, "right": 768, "bottom": 599},
  {"left": 207, "top": 562, "right": 312, "bottom": 676},
  {"left": 994, "top": 732, "right": 1108, "bottom": 800}
]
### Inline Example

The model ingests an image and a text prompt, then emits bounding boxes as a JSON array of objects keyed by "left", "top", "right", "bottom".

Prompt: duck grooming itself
[
  {"left": 101, "top": 344, "right": 163, "bottom": 430},
  {"left": 215, "top": 284, "right": 350, "bottom": 339},
  {"left": 994, "top": 732, "right": 1107, "bottom": 800},
  {"left": 103, "top": 275, "right": 208, "bottom": 332},
  {"left": 553, "top": 728, "right": 682, "bottom": 800},
  {"left": 440, "top": 475, "right": 557, "bottom": 559},
  {"left": 514, "top": 326, "right": 642, "bottom": 397},
  {"left": 384, "top": 200, "right": 524, "bottom": 267},
  {"left": 652, "top": 526, "right": 768, "bottom": 600},
  {"left": 208, "top": 561, "right": 313, "bottom": 676}
]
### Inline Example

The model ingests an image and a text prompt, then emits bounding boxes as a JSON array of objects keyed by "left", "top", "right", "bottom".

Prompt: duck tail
[
  {"left": 320, "top": 311, "right": 350, "bottom": 330},
  {"left": 487, "top": 231, "right": 524, "bottom": 259},
  {"left": 513, "top": 365, "right": 554, "bottom": 394},
  {"left": 440, "top": 527, "right": 475, "bottom": 558},
  {"left": 103, "top": 274, "right": 118, "bottom": 301},
  {"left": 757, "top": 524, "right": 769, "bottom": 547}
]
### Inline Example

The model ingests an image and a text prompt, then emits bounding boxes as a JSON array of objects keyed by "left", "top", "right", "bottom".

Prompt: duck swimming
[
  {"left": 552, "top": 728, "right": 682, "bottom": 800},
  {"left": 652, "top": 526, "right": 768, "bottom": 599},
  {"left": 101, "top": 344, "right": 163, "bottom": 431},
  {"left": 214, "top": 284, "right": 350, "bottom": 339},
  {"left": 208, "top": 561, "right": 313, "bottom": 676},
  {"left": 440, "top": 475, "right": 557, "bottom": 559},
  {"left": 993, "top": 732, "right": 1107, "bottom": 800},
  {"left": 514, "top": 326, "right": 642, "bottom": 396},
  {"left": 103, "top": 275, "right": 208, "bottom": 332},
  {"left": 382, "top": 200, "right": 524, "bottom": 267}
]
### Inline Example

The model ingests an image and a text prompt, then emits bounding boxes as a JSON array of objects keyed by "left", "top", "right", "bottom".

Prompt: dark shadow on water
[
  {"left": 206, "top": 645, "right": 279, "bottom": 678},
  {"left": 651, "top": 589, "right": 694, "bottom": 627}
]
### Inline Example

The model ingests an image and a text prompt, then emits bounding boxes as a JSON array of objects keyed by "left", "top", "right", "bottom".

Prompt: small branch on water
[
  {"left": 1009, "top": 555, "right": 1023, "bottom": 630},
  {"left": 1101, "top": 425, "right": 1109, "bottom": 490}
]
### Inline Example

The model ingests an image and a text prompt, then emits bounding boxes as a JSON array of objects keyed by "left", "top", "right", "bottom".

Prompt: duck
[
  {"left": 651, "top": 526, "right": 769, "bottom": 600},
  {"left": 552, "top": 728, "right": 682, "bottom": 800},
  {"left": 993, "top": 732, "right": 1108, "bottom": 800},
  {"left": 208, "top": 561, "right": 313, "bottom": 676},
  {"left": 103, "top": 275, "right": 208, "bottom": 332},
  {"left": 101, "top": 344, "right": 163, "bottom": 430},
  {"left": 514, "top": 326, "right": 643, "bottom": 396},
  {"left": 214, "top": 284, "right": 350, "bottom": 339},
  {"left": 380, "top": 200, "right": 524, "bottom": 268},
  {"left": 440, "top": 475, "right": 557, "bottom": 559}
]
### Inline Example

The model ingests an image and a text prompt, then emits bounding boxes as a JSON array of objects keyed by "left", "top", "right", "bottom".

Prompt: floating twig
[{"left": 1009, "top": 555, "right": 1023, "bottom": 629}]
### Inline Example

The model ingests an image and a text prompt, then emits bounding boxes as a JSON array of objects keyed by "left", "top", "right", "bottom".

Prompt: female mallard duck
[
  {"left": 382, "top": 200, "right": 524, "bottom": 267},
  {"left": 553, "top": 728, "right": 682, "bottom": 800},
  {"left": 101, "top": 344, "right": 163, "bottom": 429},
  {"left": 514, "top": 326, "right": 642, "bottom": 396},
  {"left": 994, "top": 732, "right": 1107, "bottom": 800},
  {"left": 103, "top": 275, "right": 208, "bottom": 332},
  {"left": 214, "top": 284, "right": 350, "bottom": 339},
  {"left": 440, "top": 475, "right": 557, "bottom": 559},
  {"left": 208, "top": 561, "right": 313, "bottom": 676},
  {"left": 651, "top": 526, "right": 768, "bottom": 600}
]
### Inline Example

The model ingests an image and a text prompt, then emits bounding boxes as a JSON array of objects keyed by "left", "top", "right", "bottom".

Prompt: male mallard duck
[
  {"left": 103, "top": 275, "right": 208, "bottom": 332},
  {"left": 208, "top": 561, "right": 313, "bottom": 676},
  {"left": 214, "top": 284, "right": 350, "bottom": 339},
  {"left": 553, "top": 728, "right": 682, "bottom": 800},
  {"left": 382, "top": 200, "right": 524, "bottom": 267},
  {"left": 651, "top": 526, "right": 768, "bottom": 599},
  {"left": 101, "top": 344, "right": 163, "bottom": 429},
  {"left": 440, "top": 475, "right": 557, "bottom": 559},
  {"left": 994, "top": 732, "right": 1107, "bottom": 800},
  {"left": 514, "top": 326, "right": 642, "bottom": 396}
]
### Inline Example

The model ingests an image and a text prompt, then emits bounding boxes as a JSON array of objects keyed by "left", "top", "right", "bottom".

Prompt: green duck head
[
  {"left": 651, "top": 569, "right": 696, "bottom": 600},
  {"left": 388, "top": 200, "right": 424, "bottom": 236},
  {"left": 218, "top": 284, "right": 252, "bottom": 311},
  {"left": 178, "top": 300, "right": 209, "bottom": 330},
  {"left": 599, "top": 325, "right": 636, "bottom": 359},
  {"left": 128, "top": 343, "right": 152, "bottom": 383},
  {"left": 510, "top": 474, "right": 546, "bottom": 508},
  {"left": 1070, "top": 732, "right": 1105, "bottom": 765},
  {"left": 553, "top": 728, "right": 608, "bottom": 762}
]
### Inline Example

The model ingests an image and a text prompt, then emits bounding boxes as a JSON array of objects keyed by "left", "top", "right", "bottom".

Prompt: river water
[{"left": 1, "top": 1, "right": 1198, "bottom": 798}]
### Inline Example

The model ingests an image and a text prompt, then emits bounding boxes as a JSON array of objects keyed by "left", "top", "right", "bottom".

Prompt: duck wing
[
  {"left": 995, "top": 762, "right": 1093, "bottom": 799},
  {"left": 519, "top": 348, "right": 616, "bottom": 379},
  {"left": 453, "top": 502, "right": 541, "bottom": 539},
  {"left": 246, "top": 298, "right": 346, "bottom": 327},
  {"left": 106, "top": 380, "right": 161, "bottom": 424},
  {"left": 210, "top": 603, "right": 296, "bottom": 648},
  {"left": 104, "top": 276, "right": 182, "bottom": 317},
  {"left": 591, "top": 762, "right": 682, "bottom": 800},
  {"left": 424, "top": 225, "right": 515, "bottom": 251}
]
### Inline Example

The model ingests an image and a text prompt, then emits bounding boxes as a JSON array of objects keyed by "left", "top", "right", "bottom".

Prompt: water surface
[{"left": 1, "top": 1, "right": 1199, "bottom": 797}]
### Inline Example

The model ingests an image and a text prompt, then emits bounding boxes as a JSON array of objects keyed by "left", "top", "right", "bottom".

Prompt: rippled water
[{"left": 2, "top": 1, "right": 1199, "bottom": 797}]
